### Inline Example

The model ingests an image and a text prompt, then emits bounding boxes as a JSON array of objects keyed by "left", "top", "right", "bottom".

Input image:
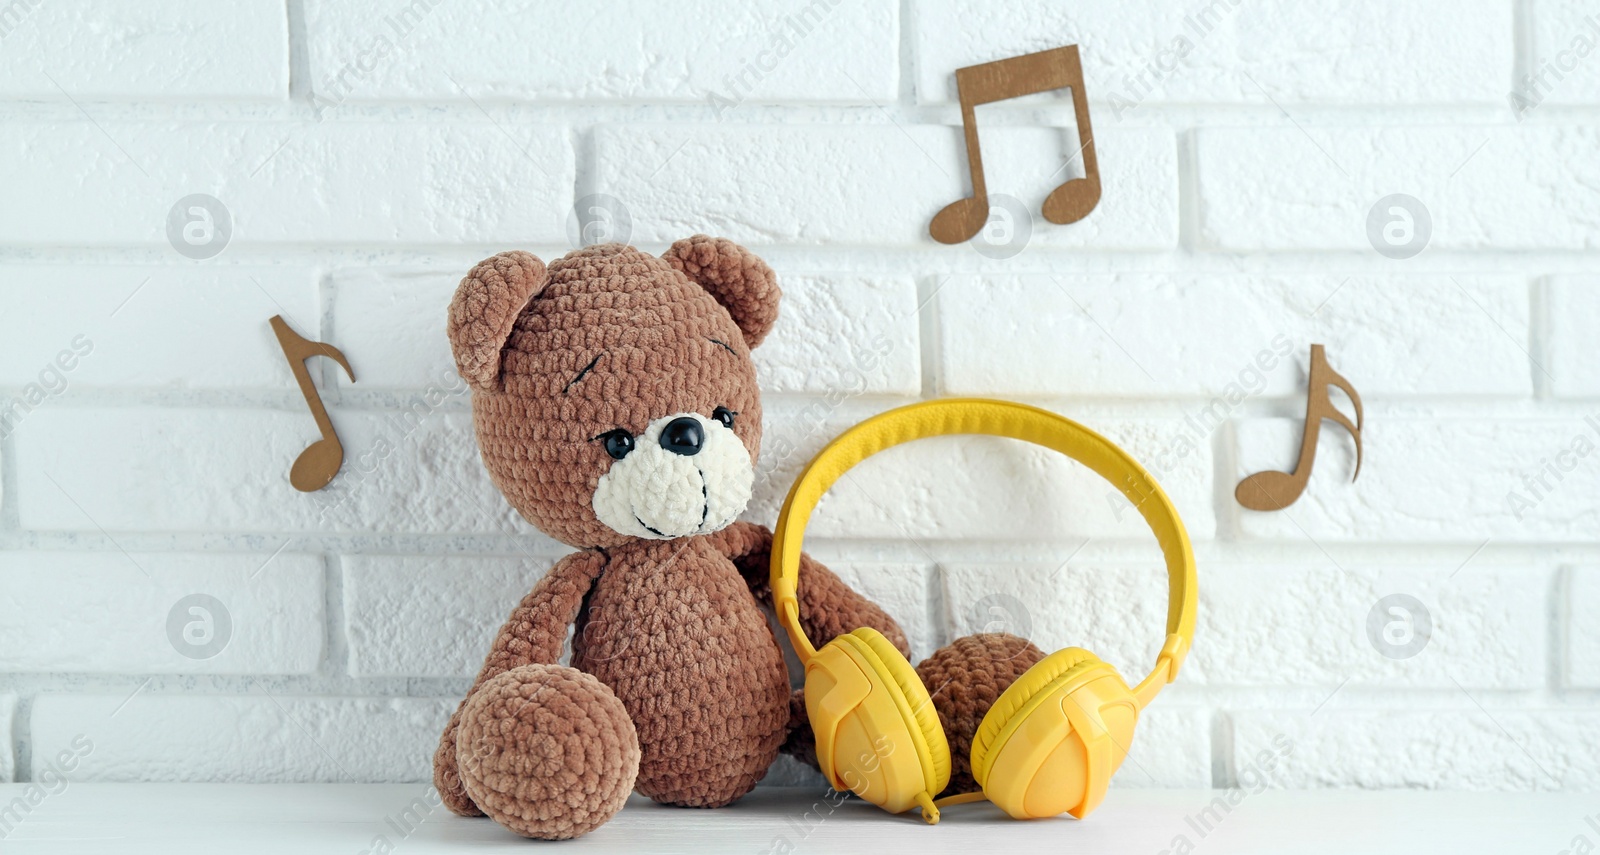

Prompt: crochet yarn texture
[{"left": 434, "top": 236, "right": 1033, "bottom": 839}]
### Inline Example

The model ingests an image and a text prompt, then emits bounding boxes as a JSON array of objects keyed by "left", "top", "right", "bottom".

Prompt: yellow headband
[{"left": 770, "top": 399, "right": 1196, "bottom": 706}]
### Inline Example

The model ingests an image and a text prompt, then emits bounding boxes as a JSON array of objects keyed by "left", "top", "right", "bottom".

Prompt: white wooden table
[{"left": 0, "top": 784, "right": 1577, "bottom": 853}]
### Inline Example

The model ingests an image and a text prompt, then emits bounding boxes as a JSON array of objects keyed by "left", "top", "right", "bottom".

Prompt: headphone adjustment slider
[
  {"left": 1133, "top": 634, "right": 1191, "bottom": 710},
  {"left": 1157, "top": 633, "right": 1189, "bottom": 681}
]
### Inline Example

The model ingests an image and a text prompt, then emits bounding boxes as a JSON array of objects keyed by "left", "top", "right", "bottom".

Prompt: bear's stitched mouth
[
  {"left": 630, "top": 468, "right": 712, "bottom": 540},
  {"left": 632, "top": 513, "right": 669, "bottom": 538},
  {"left": 696, "top": 466, "right": 709, "bottom": 530}
]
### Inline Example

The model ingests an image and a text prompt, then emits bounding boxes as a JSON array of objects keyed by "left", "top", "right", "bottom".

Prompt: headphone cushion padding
[
  {"left": 970, "top": 646, "right": 1100, "bottom": 784},
  {"left": 849, "top": 628, "right": 951, "bottom": 795}
]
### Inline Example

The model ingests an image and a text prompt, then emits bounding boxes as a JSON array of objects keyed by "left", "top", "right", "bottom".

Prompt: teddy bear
[{"left": 433, "top": 236, "right": 1046, "bottom": 839}]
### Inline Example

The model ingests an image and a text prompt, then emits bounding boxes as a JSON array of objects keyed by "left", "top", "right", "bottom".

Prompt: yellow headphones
[{"left": 771, "top": 399, "right": 1197, "bottom": 824}]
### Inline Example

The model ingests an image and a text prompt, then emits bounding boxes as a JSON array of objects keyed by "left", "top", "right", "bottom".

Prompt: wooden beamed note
[{"left": 929, "top": 44, "right": 1102, "bottom": 245}]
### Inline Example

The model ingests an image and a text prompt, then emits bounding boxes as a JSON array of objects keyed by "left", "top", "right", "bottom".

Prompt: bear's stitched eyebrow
[
  {"left": 563, "top": 353, "right": 604, "bottom": 394},
  {"left": 709, "top": 338, "right": 738, "bottom": 356}
]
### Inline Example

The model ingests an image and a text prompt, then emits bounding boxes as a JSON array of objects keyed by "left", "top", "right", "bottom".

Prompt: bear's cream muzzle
[{"left": 591, "top": 412, "right": 754, "bottom": 540}]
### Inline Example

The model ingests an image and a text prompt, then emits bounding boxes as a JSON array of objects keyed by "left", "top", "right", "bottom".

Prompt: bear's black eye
[
  {"left": 597, "top": 429, "right": 634, "bottom": 460},
  {"left": 712, "top": 406, "right": 737, "bottom": 429}
]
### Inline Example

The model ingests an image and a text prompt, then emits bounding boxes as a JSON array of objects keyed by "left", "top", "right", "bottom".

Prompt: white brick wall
[
  {"left": 0, "top": 123, "right": 573, "bottom": 246},
  {"left": 0, "top": 1, "right": 289, "bottom": 100},
  {"left": 303, "top": 0, "right": 900, "bottom": 104},
  {"left": 1550, "top": 278, "right": 1600, "bottom": 397},
  {"left": 0, "top": 268, "right": 317, "bottom": 388},
  {"left": 0, "top": 0, "right": 1594, "bottom": 796},
  {"left": 1566, "top": 567, "right": 1600, "bottom": 687},
  {"left": 342, "top": 554, "right": 555, "bottom": 678},
  {"left": 1527, "top": 0, "right": 1600, "bottom": 107},
  {"left": 0, "top": 552, "right": 326, "bottom": 674},
  {"left": 938, "top": 275, "right": 1534, "bottom": 398},
  {"left": 913, "top": 0, "right": 1513, "bottom": 107},
  {"left": 30, "top": 694, "right": 451, "bottom": 782},
  {"left": 595, "top": 125, "right": 1179, "bottom": 247},
  {"left": 1231, "top": 709, "right": 1600, "bottom": 790},
  {"left": 1196, "top": 126, "right": 1600, "bottom": 251}
]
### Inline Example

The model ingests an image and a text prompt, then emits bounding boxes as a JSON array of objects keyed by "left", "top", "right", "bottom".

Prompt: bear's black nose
[{"left": 660, "top": 416, "right": 705, "bottom": 456}]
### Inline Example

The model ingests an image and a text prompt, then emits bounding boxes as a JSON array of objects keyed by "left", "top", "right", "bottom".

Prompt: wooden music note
[
  {"left": 929, "top": 44, "right": 1102, "bottom": 245},
  {"left": 1236, "top": 344, "right": 1363, "bottom": 512},
  {"left": 270, "top": 315, "right": 355, "bottom": 492}
]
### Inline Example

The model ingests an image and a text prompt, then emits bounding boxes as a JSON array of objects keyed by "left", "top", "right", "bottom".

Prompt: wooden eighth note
[
  {"left": 929, "top": 44, "right": 1101, "bottom": 245},
  {"left": 269, "top": 315, "right": 356, "bottom": 492},
  {"left": 1235, "top": 344, "right": 1363, "bottom": 512}
]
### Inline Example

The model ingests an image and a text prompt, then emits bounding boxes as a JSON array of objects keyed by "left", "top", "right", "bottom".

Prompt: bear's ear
[
  {"left": 662, "top": 235, "right": 781, "bottom": 348},
  {"left": 447, "top": 251, "right": 547, "bottom": 393}
]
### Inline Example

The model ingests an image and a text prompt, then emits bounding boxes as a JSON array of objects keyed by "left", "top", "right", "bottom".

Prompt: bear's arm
[
  {"left": 434, "top": 547, "right": 609, "bottom": 815},
  {"left": 709, "top": 521, "right": 910, "bottom": 658},
  {"left": 469, "top": 548, "right": 608, "bottom": 679}
]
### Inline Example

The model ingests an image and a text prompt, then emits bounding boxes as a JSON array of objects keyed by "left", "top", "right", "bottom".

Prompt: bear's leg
[
  {"left": 433, "top": 707, "right": 484, "bottom": 816},
  {"left": 453, "top": 664, "right": 641, "bottom": 840},
  {"left": 915, "top": 633, "right": 1045, "bottom": 798}
]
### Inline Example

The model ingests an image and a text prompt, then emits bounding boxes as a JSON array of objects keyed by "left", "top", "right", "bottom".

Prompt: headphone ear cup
[
  {"left": 970, "top": 647, "right": 1139, "bottom": 820},
  {"left": 851, "top": 628, "right": 951, "bottom": 793},
  {"left": 971, "top": 646, "right": 1097, "bottom": 776},
  {"left": 804, "top": 628, "right": 950, "bottom": 814}
]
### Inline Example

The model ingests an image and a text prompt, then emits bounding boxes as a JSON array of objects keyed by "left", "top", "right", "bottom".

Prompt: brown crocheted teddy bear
[{"left": 434, "top": 236, "right": 1042, "bottom": 839}]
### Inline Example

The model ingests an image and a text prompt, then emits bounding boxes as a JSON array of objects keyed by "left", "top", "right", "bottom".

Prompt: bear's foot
[
  {"left": 916, "top": 633, "right": 1046, "bottom": 797},
  {"left": 454, "top": 664, "right": 640, "bottom": 840}
]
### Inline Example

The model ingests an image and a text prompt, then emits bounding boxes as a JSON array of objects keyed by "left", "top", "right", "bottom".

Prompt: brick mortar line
[
  {"left": 1211, "top": 710, "right": 1233, "bottom": 788},
  {"left": 896, "top": 0, "right": 917, "bottom": 106},
  {"left": 0, "top": 536, "right": 1591, "bottom": 566},
  {"left": 285, "top": 0, "right": 311, "bottom": 102},
  {"left": 1176, "top": 128, "right": 1202, "bottom": 252},
  {"left": 1513, "top": 0, "right": 1536, "bottom": 96},
  {"left": 914, "top": 274, "right": 942, "bottom": 399},
  {"left": 0, "top": 534, "right": 575, "bottom": 557},
  {"left": 8, "top": 696, "right": 30, "bottom": 785},
  {"left": 1530, "top": 275, "right": 1555, "bottom": 400},
  {"left": 0, "top": 425, "right": 18, "bottom": 533},
  {"left": 4, "top": 395, "right": 1595, "bottom": 416},
  {"left": 572, "top": 125, "right": 597, "bottom": 222},
  {"left": 315, "top": 269, "right": 341, "bottom": 403},
  {"left": 1552, "top": 568, "right": 1570, "bottom": 690},
  {"left": 322, "top": 552, "right": 349, "bottom": 679},
  {"left": 1214, "top": 420, "right": 1243, "bottom": 540},
  {"left": 2, "top": 682, "right": 1584, "bottom": 706},
  {"left": 0, "top": 102, "right": 1581, "bottom": 123},
  {"left": 5, "top": 249, "right": 1600, "bottom": 272}
]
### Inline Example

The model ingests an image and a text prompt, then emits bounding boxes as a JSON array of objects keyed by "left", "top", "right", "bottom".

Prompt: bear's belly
[{"left": 572, "top": 538, "right": 790, "bottom": 807}]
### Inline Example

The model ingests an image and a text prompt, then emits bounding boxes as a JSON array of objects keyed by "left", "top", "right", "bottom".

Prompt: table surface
[{"left": 0, "top": 783, "right": 1584, "bottom": 854}]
